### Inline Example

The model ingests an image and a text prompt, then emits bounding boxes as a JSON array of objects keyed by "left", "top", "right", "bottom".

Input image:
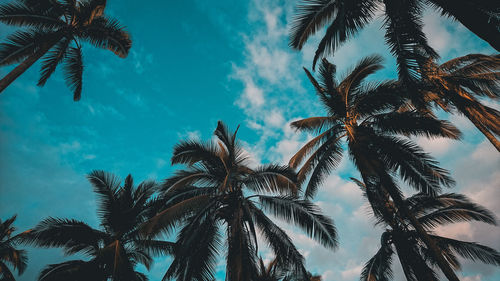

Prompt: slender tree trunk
[
  {"left": 0, "top": 40, "right": 56, "bottom": 94},
  {"left": 430, "top": 0, "right": 500, "bottom": 51}
]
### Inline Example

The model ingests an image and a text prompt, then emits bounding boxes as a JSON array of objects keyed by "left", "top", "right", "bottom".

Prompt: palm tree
[
  {"left": 142, "top": 121, "right": 338, "bottom": 281},
  {"left": 289, "top": 0, "right": 499, "bottom": 81},
  {"left": 23, "top": 171, "right": 173, "bottom": 281},
  {"left": 0, "top": 0, "right": 131, "bottom": 100},
  {"left": 359, "top": 188, "right": 500, "bottom": 281},
  {"left": 290, "top": 56, "right": 463, "bottom": 281},
  {"left": 419, "top": 54, "right": 500, "bottom": 151},
  {"left": 0, "top": 215, "right": 29, "bottom": 281}
]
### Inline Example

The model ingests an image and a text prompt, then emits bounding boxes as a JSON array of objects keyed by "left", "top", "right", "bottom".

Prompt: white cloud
[{"left": 341, "top": 261, "right": 363, "bottom": 280}]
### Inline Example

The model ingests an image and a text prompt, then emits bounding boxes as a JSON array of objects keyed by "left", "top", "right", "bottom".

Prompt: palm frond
[
  {"left": 370, "top": 134, "right": 454, "bottom": 195},
  {"left": 0, "top": 1, "right": 65, "bottom": 29},
  {"left": 171, "top": 139, "right": 222, "bottom": 167},
  {"left": 37, "top": 37, "right": 70, "bottom": 86},
  {"left": 248, "top": 201, "right": 307, "bottom": 276},
  {"left": 38, "top": 260, "right": 102, "bottom": 281},
  {"left": 353, "top": 80, "right": 404, "bottom": 117},
  {"left": 339, "top": 54, "right": 384, "bottom": 94},
  {"left": 371, "top": 111, "right": 461, "bottom": 139},
  {"left": 164, "top": 210, "right": 221, "bottom": 281},
  {"left": 79, "top": 16, "right": 131, "bottom": 58},
  {"left": 22, "top": 217, "right": 106, "bottom": 256},
  {"left": 382, "top": 0, "right": 438, "bottom": 82},
  {"left": 311, "top": 0, "right": 379, "bottom": 68},
  {"left": 361, "top": 232, "right": 394, "bottom": 281},
  {"left": 141, "top": 194, "right": 211, "bottom": 237},
  {"left": 0, "top": 29, "right": 59, "bottom": 66},
  {"left": 258, "top": 195, "right": 337, "bottom": 249},
  {"left": 432, "top": 235, "right": 500, "bottom": 266},
  {"left": 63, "top": 46, "right": 83, "bottom": 101},
  {"left": 304, "top": 137, "right": 343, "bottom": 198},
  {"left": 288, "top": 125, "right": 340, "bottom": 170},
  {"left": 244, "top": 164, "right": 298, "bottom": 195},
  {"left": 290, "top": 117, "right": 338, "bottom": 133},
  {"left": 418, "top": 202, "right": 496, "bottom": 229},
  {"left": 289, "top": 0, "right": 338, "bottom": 50}
]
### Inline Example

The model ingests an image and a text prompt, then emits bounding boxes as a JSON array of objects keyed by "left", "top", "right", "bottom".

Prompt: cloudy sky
[{"left": 0, "top": 0, "right": 498, "bottom": 280}]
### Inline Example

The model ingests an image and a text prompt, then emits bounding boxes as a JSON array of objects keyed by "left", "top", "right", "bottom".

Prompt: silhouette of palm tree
[
  {"left": 356, "top": 181, "right": 500, "bottom": 281},
  {"left": 289, "top": 0, "right": 499, "bottom": 81},
  {"left": 290, "top": 56, "right": 463, "bottom": 281},
  {"left": 23, "top": 171, "right": 172, "bottom": 281},
  {"left": 142, "top": 121, "right": 338, "bottom": 281},
  {"left": 0, "top": 0, "right": 131, "bottom": 100},
  {"left": 0, "top": 215, "right": 29, "bottom": 281}
]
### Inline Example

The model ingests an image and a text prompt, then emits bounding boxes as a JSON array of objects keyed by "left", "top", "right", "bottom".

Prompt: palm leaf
[
  {"left": 79, "top": 16, "right": 131, "bottom": 58},
  {"left": 37, "top": 37, "right": 70, "bottom": 86},
  {"left": 63, "top": 46, "right": 83, "bottom": 101},
  {"left": 0, "top": 1, "right": 65, "bottom": 29},
  {"left": 361, "top": 232, "right": 394, "bottom": 281},
  {"left": 432, "top": 235, "right": 500, "bottom": 266},
  {"left": 258, "top": 195, "right": 337, "bottom": 249}
]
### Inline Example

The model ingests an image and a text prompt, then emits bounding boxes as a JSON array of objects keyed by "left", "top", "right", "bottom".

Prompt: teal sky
[{"left": 0, "top": 0, "right": 499, "bottom": 280}]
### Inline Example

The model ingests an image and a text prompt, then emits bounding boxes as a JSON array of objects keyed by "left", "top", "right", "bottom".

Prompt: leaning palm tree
[
  {"left": 289, "top": 0, "right": 499, "bottom": 81},
  {"left": 0, "top": 215, "right": 29, "bottom": 281},
  {"left": 290, "top": 55, "right": 463, "bottom": 280},
  {"left": 0, "top": 0, "right": 131, "bottom": 100},
  {"left": 23, "top": 171, "right": 173, "bottom": 281},
  {"left": 142, "top": 121, "right": 338, "bottom": 281},
  {"left": 419, "top": 54, "right": 500, "bottom": 151},
  {"left": 359, "top": 188, "right": 500, "bottom": 281}
]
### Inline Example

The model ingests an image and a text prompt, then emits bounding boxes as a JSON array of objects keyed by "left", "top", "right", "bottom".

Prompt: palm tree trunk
[
  {"left": 0, "top": 41, "right": 56, "bottom": 94},
  {"left": 429, "top": 0, "right": 500, "bottom": 51}
]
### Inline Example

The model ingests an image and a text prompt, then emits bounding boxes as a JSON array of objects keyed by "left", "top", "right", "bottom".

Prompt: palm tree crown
[
  {"left": 360, "top": 189, "right": 500, "bottom": 281},
  {"left": 0, "top": 215, "right": 28, "bottom": 281},
  {"left": 142, "top": 121, "right": 338, "bottom": 281},
  {"left": 289, "top": 0, "right": 499, "bottom": 81},
  {"left": 419, "top": 54, "right": 500, "bottom": 151},
  {"left": 291, "top": 55, "right": 459, "bottom": 199},
  {"left": 23, "top": 171, "right": 172, "bottom": 281},
  {"left": 0, "top": 0, "right": 131, "bottom": 100}
]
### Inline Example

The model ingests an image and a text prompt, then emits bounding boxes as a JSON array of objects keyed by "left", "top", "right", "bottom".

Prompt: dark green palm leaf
[
  {"left": 37, "top": 37, "right": 70, "bottom": 86},
  {"left": 62, "top": 46, "right": 83, "bottom": 101},
  {"left": 258, "top": 195, "right": 338, "bottom": 249},
  {"left": 79, "top": 16, "right": 131, "bottom": 58}
]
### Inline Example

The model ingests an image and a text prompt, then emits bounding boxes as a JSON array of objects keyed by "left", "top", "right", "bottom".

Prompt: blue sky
[{"left": 0, "top": 0, "right": 499, "bottom": 280}]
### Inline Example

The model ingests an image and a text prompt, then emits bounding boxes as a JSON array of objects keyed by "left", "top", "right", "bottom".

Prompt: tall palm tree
[
  {"left": 0, "top": 215, "right": 29, "bottom": 281},
  {"left": 290, "top": 56, "right": 462, "bottom": 281},
  {"left": 419, "top": 54, "right": 500, "bottom": 151},
  {"left": 289, "top": 0, "right": 499, "bottom": 81},
  {"left": 359, "top": 188, "right": 500, "bottom": 281},
  {"left": 142, "top": 121, "right": 338, "bottom": 281},
  {"left": 23, "top": 171, "right": 173, "bottom": 281},
  {"left": 0, "top": 0, "right": 131, "bottom": 100}
]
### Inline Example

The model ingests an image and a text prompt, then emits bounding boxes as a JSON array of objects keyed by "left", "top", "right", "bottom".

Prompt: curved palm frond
[
  {"left": 62, "top": 46, "right": 83, "bottom": 101},
  {"left": 258, "top": 195, "right": 337, "bottom": 249},
  {"left": 22, "top": 218, "right": 106, "bottom": 256},
  {"left": 80, "top": 16, "right": 131, "bottom": 58},
  {"left": 361, "top": 232, "right": 394, "bottom": 281}
]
